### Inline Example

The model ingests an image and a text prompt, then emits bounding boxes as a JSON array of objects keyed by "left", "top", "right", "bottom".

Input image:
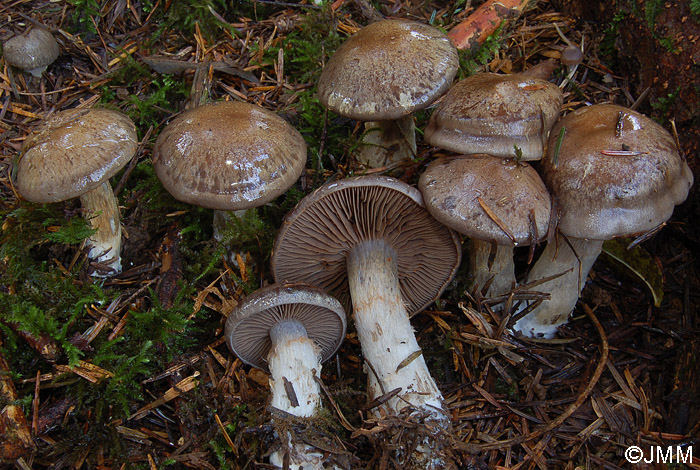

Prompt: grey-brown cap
[
  {"left": 317, "top": 19, "right": 459, "bottom": 121},
  {"left": 271, "top": 175, "right": 462, "bottom": 314},
  {"left": 153, "top": 101, "right": 307, "bottom": 211},
  {"left": 542, "top": 103, "right": 694, "bottom": 240},
  {"left": 425, "top": 73, "right": 563, "bottom": 160},
  {"left": 15, "top": 108, "right": 138, "bottom": 202},
  {"left": 225, "top": 283, "right": 347, "bottom": 371},
  {"left": 2, "top": 26, "right": 59, "bottom": 75},
  {"left": 419, "top": 154, "right": 551, "bottom": 246}
]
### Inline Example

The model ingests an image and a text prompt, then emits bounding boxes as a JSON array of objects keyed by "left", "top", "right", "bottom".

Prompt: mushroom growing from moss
[
  {"left": 225, "top": 283, "right": 346, "bottom": 470},
  {"left": 14, "top": 108, "right": 138, "bottom": 276},
  {"left": 271, "top": 175, "right": 461, "bottom": 468},
  {"left": 318, "top": 19, "right": 458, "bottom": 168},
  {"left": 419, "top": 154, "right": 551, "bottom": 300},
  {"left": 513, "top": 104, "right": 694, "bottom": 338},
  {"left": 152, "top": 100, "right": 307, "bottom": 241},
  {"left": 2, "top": 25, "right": 59, "bottom": 78}
]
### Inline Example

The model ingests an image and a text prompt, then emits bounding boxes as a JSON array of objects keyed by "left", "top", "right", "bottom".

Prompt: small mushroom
[
  {"left": 271, "top": 175, "right": 461, "bottom": 468},
  {"left": 152, "top": 100, "right": 307, "bottom": 240},
  {"left": 318, "top": 19, "right": 458, "bottom": 168},
  {"left": 419, "top": 154, "right": 551, "bottom": 301},
  {"left": 14, "top": 108, "right": 138, "bottom": 276},
  {"left": 225, "top": 283, "right": 346, "bottom": 470},
  {"left": 424, "top": 72, "right": 563, "bottom": 161},
  {"left": 2, "top": 26, "right": 59, "bottom": 78},
  {"left": 513, "top": 104, "right": 694, "bottom": 338}
]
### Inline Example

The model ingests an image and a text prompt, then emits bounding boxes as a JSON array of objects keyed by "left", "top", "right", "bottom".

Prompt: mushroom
[
  {"left": 424, "top": 72, "right": 563, "bottom": 161},
  {"left": 318, "top": 19, "right": 458, "bottom": 168},
  {"left": 14, "top": 107, "right": 138, "bottom": 276},
  {"left": 419, "top": 154, "right": 551, "bottom": 300},
  {"left": 152, "top": 100, "right": 307, "bottom": 241},
  {"left": 225, "top": 282, "right": 346, "bottom": 470},
  {"left": 513, "top": 104, "right": 694, "bottom": 338},
  {"left": 2, "top": 26, "right": 59, "bottom": 78},
  {"left": 271, "top": 175, "right": 461, "bottom": 467}
]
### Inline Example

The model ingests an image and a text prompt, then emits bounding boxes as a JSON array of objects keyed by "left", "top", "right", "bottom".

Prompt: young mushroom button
[
  {"left": 419, "top": 154, "right": 551, "bottom": 302},
  {"left": 14, "top": 108, "right": 138, "bottom": 277},
  {"left": 225, "top": 283, "right": 346, "bottom": 470},
  {"left": 513, "top": 104, "right": 694, "bottom": 338},
  {"left": 152, "top": 100, "right": 307, "bottom": 239},
  {"left": 317, "top": 19, "right": 458, "bottom": 168},
  {"left": 2, "top": 26, "right": 60, "bottom": 78},
  {"left": 271, "top": 175, "right": 462, "bottom": 468},
  {"left": 425, "top": 72, "right": 563, "bottom": 161}
]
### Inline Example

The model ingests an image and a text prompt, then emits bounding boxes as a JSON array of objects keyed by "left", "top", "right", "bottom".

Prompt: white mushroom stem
[
  {"left": 212, "top": 209, "right": 249, "bottom": 242},
  {"left": 513, "top": 234, "right": 604, "bottom": 338},
  {"left": 267, "top": 319, "right": 337, "bottom": 470},
  {"left": 346, "top": 239, "right": 446, "bottom": 419},
  {"left": 468, "top": 239, "right": 516, "bottom": 299},
  {"left": 79, "top": 181, "right": 122, "bottom": 276},
  {"left": 358, "top": 115, "right": 416, "bottom": 168}
]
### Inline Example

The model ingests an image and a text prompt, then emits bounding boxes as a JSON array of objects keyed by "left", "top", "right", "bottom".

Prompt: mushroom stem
[
  {"left": 346, "top": 239, "right": 445, "bottom": 418},
  {"left": 79, "top": 181, "right": 122, "bottom": 276},
  {"left": 358, "top": 115, "right": 416, "bottom": 168},
  {"left": 468, "top": 239, "right": 516, "bottom": 299},
  {"left": 212, "top": 209, "right": 249, "bottom": 242},
  {"left": 268, "top": 319, "right": 334, "bottom": 470},
  {"left": 513, "top": 234, "right": 603, "bottom": 338}
]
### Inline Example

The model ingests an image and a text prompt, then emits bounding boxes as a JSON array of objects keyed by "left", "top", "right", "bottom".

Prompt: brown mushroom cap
[
  {"left": 419, "top": 155, "right": 551, "bottom": 246},
  {"left": 2, "top": 26, "right": 59, "bottom": 73},
  {"left": 225, "top": 283, "right": 347, "bottom": 371},
  {"left": 317, "top": 19, "right": 459, "bottom": 121},
  {"left": 560, "top": 45, "right": 583, "bottom": 67},
  {"left": 153, "top": 101, "right": 307, "bottom": 211},
  {"left": 425, "top": 73, "right": 563, "bottom": 160},
  {"left": 15, "top": 108, "right": 137, "bottom": 203},
  {"left": 271, "top": 175, "right": 462, "bottom": 314},
  {"left": 542, "top": 103, "right": 694, "bottom": 240}
]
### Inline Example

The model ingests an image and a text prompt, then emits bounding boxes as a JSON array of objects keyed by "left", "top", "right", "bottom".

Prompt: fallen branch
[{"left": 448, "top": 0, "right": 529, "bottom": 51}]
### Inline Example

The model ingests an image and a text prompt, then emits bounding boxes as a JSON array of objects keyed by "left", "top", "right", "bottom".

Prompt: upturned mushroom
[
  {"left": 2, "top": 25, "right": 59, "bottom": 78},
  {"left": 225, "top": 283, "right": 346, "bottom": 470},
  {"left": 419, "top": 154, "right": 551, "bottom": 300},
  {"left": 424, "top": 72, "right": 563, "bottom": 161},
  {"left": 14, "top": 108, "right": 138, "bottom": 276},
  {"left": 271, "top": 175, "right": 461, "bottom": 468},
  {"left": 513, "top": 104, "right": 694, "bottom": 338},
  {"left": 318, "top": 19, "right": 458, "bottom": 168},
  {"left": 152, "top": 100, "right": 307, "bottom": 240}
]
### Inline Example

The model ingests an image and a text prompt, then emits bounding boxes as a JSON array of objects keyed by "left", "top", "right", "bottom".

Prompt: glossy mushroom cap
[
  {"left": 15, "top": 108, "right": 137, "bottom": 202},
  {"left": 541, "top": 104, "right": 694, "bottom": 240},
  {"left": 317, "top": 19, "right": 459, "bottom": 121},
  {"left": 425, "top": 73, "right": 563, "bottom": 161},
  {"left": 271, "top": 175, "right": 462, "bottom": 314},
  {"left": 153, "top": 101, "right": 307, "bottom": 211},
  {"left": 419, "top": 154, "right": 551, "bottom": 246},
  {"left": 2, "top": 26, "right": 59, "bottom": 76},
  {"left": 225, "top": 283, "right": 346, "bottom": 371}
]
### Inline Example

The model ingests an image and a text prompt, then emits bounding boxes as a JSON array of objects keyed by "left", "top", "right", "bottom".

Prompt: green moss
[{"left": 457, "top": 24, "right": 506, "bottom": 78}]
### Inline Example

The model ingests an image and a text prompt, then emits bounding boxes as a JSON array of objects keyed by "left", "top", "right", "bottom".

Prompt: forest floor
[{"left": 0, "top": 0, "right": 698, "bottom": 469}]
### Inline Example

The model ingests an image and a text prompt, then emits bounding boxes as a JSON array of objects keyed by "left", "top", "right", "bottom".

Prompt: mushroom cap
[
  {"left": 560, "top": 45, "right": 583, "bottom": 67},
  {"left": 153, "top": 101, "right": 307, "bottom": 211},
  {"left": 317, "top": 19, "right": 459, "bottom": 121},
  {"left": 419, "top": 154, "right": 551, "bottom": 246},
  {"left": 15, "top": 108, "right": 138, "bottom": 203},
  {"left": 271, "top": 175, "right": 462, "bottom": 315},
  {"left": 225, "top": 283, "right": 347, "bottom": 371},
  {"left": 2, "top": 26, "right": 59, "bottom": 73},
  {"left": 542, "top": 103, "right": 694, "bottom": 240},
  {"left": 424, "top": 73, "right": 563, "bottom": 160}
]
